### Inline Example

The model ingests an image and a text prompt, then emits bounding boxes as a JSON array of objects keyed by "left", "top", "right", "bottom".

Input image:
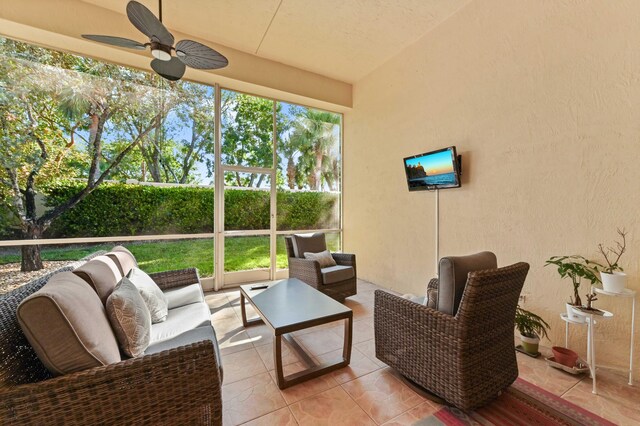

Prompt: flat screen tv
[{"left": 403, "top": 146, "right": 461, "bottom": 191}]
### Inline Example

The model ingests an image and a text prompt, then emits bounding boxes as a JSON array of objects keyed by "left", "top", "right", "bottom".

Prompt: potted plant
[
  {"left": 597, "top": 228, "right": 628, "bottom": 293},
  {"left": 515, "top": 305, "right": 550, "bottom": 356},
  {"left": 545, "top": 255, "right": 601, "bottom": 322}
]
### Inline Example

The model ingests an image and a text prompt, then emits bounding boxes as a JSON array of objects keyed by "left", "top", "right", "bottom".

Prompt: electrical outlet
[{"left": 518, "top": 294, "right": 527, "bottom": 303}]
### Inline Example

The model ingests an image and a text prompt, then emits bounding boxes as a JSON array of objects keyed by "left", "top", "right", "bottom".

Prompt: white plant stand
[
  {"left": 592, "top": 287, "right": 636, "bottom": 386},
  {"left": 560, "top": 308, "right": 613, "bottom": 394}
]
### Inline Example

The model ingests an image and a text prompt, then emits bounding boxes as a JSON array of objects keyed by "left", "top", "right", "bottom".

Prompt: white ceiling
[{"left": 81, "top": 0, "right": 471, "bottom": 83}]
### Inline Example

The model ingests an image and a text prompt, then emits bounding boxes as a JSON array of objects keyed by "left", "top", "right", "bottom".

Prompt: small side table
[
  {"left": 560, "top": 308, "right": 613, "bottom": 395},
  {"left": 592, "top": 287, "right": 636, "bottom": 386}
]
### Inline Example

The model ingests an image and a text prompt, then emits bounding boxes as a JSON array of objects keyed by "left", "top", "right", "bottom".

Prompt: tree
[
  {"left": 220, "top": 92, "right": 289, "bottom": 188},
  {"left": 110, "top": 81, "right": 215, "bottom": 184},
  {"left": 287, "top": 108, "right": 341, "bottom": 191},
  {"left": 0, "top": 38, "right": 162, "bottom": 271},
  {"left": 221, "top": 93, "right": 273, "bottom": 187}
]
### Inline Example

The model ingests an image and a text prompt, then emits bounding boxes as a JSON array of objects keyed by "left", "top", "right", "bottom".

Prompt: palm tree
[
  {"left": 289, "top": 109, "right": 340, "bottom": 190},
  {"left": 279, "top": 134, "right": 301, "bottom": 190}
]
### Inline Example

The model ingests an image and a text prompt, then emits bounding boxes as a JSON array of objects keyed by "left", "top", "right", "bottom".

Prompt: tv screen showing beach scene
[{"left": 403, "top": 146, "right": 460, "bottom": 190}]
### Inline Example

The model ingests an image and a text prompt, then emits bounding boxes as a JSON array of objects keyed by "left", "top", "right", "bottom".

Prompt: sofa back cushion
[
  {"left": 291, "top": 233, "right": 327, "bottom": 258},
  {"left": 73, "top": 255, "right": 122, "bottom": 304},
  {"left": 437, "top": 251, "right": 497, "bottom": 316},
  {"left": 106, "top": 248, "right": 138, "bottom": 276},
  {"left": 0, "top": 251, "right": 106, "bottom": 387},
  {"left": 17, "top": 272, "right": 121, "bottom": 376}
]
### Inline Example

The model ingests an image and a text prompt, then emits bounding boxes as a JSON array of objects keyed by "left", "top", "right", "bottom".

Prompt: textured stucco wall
[{"left": 344, "top": 0, "right": 640, "bottom": 374}]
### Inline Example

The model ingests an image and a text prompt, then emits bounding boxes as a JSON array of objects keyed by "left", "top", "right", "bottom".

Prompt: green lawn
[{"left": 0, "top": 234, "right": 340, "bottom": 277}]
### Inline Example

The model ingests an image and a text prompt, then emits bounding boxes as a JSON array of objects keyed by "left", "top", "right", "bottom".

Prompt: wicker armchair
[
  {"left": 285, "top": 234, "right": 357, "bottom": 302},
  {"left": 0, "top": 259, "right": 222, "bottom": 426},
  {"left": 374, "top": 262, "right": 529, "bottom": 411}
]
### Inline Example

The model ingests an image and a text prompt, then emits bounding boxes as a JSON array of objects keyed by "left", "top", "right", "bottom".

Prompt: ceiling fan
[{"left": 82, "top": 0, "right": 228, "bottom": 81}]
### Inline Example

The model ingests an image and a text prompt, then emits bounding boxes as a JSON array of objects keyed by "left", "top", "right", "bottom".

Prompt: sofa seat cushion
[
  {"left": 321, "top": 265, "right": 355, "bottom": 285},
  {"left": 164, "top": 283, "right": 205, "bottom": 310},
  {"left": 73, "top": 255, "right": 123, "bottom": 304},
  {"left": 291, "top": 233, "right": 327, "bottom": 258},
  {"left": 150, "top": 302, "right": 211, "bottom": 344},
  {"left": 17, "top": 272, "right": 121, "bottom": 376},
  {"left": 145, "top": 325, "right": 223, "bottom": 382}
]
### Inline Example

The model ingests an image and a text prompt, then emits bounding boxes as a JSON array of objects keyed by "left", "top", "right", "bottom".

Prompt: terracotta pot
[{"left": 552, "top": 346, "right": 578, "bottom": 367}]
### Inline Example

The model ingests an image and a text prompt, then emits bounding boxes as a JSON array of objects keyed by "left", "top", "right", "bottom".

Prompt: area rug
[{"left": 418, "top": 378, "right": 615, "bottom": 426}]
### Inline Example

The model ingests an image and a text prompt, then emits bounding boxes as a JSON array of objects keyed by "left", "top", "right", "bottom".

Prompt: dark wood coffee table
[{"left": 240, "top": 278, "right": 353, "bottom": 389}]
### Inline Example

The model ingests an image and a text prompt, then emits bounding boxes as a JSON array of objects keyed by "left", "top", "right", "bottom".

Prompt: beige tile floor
[{"left": 205, "top": 280, "right": 640, "bottom": 425}]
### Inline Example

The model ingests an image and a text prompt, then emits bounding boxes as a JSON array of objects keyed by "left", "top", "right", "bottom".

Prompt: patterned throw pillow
[
  {"left": 425, "top": 287, "right": 438, "bottom": 309},
  {"left": 127, "top": 268, "right": 169, "bottom": 323},
  {"left": 304, "top": 250, "right": 338, "bottom": 268},
  {"left": 106, "top": 277, "right": 151, "bottom": 357}
]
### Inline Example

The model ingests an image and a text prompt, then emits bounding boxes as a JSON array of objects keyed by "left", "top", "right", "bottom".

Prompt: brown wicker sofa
[
  {"left": 0, "top": 248, "right": 222, "bottom": 425},
  {"left": 374, "top": 252, "right": 529, "bottom": 411},
  {"left": 285, "top": 233, "right": 357, "bottom": 302}
]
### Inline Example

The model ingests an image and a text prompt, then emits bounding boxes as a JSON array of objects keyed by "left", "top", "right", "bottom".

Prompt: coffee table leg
[
  {"left": 274, "top": 316, "right": 353, "bottom": 390},
  {"left": 274, "top": 334, "right": 285, "bottom": 386},
  {"left": 240, "top": 291, "right": 263, "bottom": 327},
  {"left": 240, "top": 291, "right": 249, "bottom": 327},
  {"left": 343, "top": 316, "right": 353, "bottom": 364}
]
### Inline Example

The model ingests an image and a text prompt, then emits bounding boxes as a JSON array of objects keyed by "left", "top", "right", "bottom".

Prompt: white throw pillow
[
  {"left": 127, "top": 268, "right": 169, "bottom": 323},
  {"left": 106, "top": 277, "right": 151, "bottom": 357},
  {"left": 304, "top": 250, "right": 337, "bottom": 268}
]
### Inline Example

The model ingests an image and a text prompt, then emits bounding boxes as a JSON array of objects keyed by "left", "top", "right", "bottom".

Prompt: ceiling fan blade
[
  {"left": 126, "top": 0, "right": 174, "bottom": 46},
  {"left": 81, "top": 34, "right": 147, "bottom": 50},
  {"left": 175, "top": 40, "right": 228, "bottom": 70},
  {"left": 151, "top": 57, "right": 185, "bottom": 81}
]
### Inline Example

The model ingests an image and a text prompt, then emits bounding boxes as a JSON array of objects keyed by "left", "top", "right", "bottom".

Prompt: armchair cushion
[
  {"left": 321, "top": 265, "right": 355, "bottom": 285},
  {"left": 291, "top": 233, "right": 327, "bottom": 258},
  {"left": 106, "top": 277, "right": 152, "bottom": 358},
  {"left": 437, "top": 251, "right": 497, "bottom": 316},
  {"left": 17, "top": 272, "right": 121, "bottom": 376},
  {"left": 304, "top": 250, "right": 337, "bottom": 268}
]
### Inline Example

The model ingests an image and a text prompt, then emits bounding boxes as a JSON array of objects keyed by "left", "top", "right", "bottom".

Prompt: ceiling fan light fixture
[
  {"left": 151, "top": 48, "right": 171, "bottom": 61},
  {"left": 150, "top": 42, "right": 172, "bottom": 61}
]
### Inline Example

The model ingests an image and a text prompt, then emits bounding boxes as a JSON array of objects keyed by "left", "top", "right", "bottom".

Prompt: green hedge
[{"left": 40, "top": 181, "right": 338, "bottom": 238}]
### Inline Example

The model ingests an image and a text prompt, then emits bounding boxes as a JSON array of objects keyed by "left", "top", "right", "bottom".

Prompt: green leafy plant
[
  {"left": 545, "top": 255, "right": 601, "bottom": 306},
  {"left": 597, "top": 228, "right": 627, "bottom": 274},
  {"left": 515, "top": 306, "right": 550, "bottom": 339}
]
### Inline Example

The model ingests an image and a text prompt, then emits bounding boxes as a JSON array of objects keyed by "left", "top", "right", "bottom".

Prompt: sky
[{"left": 405, "top": 149, "right": 455, "bottom": 176}]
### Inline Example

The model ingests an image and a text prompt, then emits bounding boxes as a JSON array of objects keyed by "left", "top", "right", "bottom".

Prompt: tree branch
[{"left": 39, "top": 111, "right": 161, "bottom": 225}]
